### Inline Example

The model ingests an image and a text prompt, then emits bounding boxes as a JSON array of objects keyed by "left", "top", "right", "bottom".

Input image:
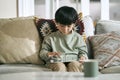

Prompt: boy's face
[{"left": 56, "top": 23, "right": 75, "bottom": 35}]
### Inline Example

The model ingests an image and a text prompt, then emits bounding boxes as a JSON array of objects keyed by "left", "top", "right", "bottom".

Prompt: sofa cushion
[
  {"left": 88, "top": 32, "right": 120, "bottom": 69},
  {"left": 100, "top": 66, "right": 120, "bottom": 74},
  {"left": 0, "top": 17, "right": 44, "bottom": 64},
  {"left": 95, "top": 20, "right": 120, "bottom": 34},
  {"left": 0, "top": 64, "right": 51, "bottom": 74}
]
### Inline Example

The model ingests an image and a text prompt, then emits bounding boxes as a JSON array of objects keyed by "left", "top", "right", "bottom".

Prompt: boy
[{"left": 40, "top": 6, "right": 88, "bottom": 72}]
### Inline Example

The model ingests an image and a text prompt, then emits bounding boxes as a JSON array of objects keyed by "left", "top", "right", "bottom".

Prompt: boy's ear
[
  {"left": 54, "top": 20, "right": 57, "bottom": 26},
  {"left": 54, "top": 20, "right": 58, "bottom": 27}
]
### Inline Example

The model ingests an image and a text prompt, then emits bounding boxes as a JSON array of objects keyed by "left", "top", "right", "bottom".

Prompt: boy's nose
[{"left": 63, "top": 26, "right": 68, "bottom": 30}]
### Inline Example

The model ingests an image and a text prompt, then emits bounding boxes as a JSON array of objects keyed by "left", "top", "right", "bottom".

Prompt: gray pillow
[{"left": 95, "top": 20, "right": 120, "bottom": 34}]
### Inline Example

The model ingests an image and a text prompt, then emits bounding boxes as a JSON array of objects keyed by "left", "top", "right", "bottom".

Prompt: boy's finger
[{"left": 55, "top": 52, "right": 61, "bottom": 57}]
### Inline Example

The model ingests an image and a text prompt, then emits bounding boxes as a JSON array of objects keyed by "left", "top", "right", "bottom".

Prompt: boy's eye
[
  {"left": 57, "top": 23, "right": 73, "bottom": 27},
  {"left": 61, "top": 25, "right": 65, "bottom": 27},
  {"left": 61, "top": 25, "right": 71, "bottom": 27},
  {"left": 68, "top": 25, "right": 71, "bottom": 27}
]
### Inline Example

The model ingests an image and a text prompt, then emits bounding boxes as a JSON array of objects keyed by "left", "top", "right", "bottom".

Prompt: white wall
[
  {"left": 0, "top": 0, "right": 17, "bottom": 18},
  {"left": 35, "top": 0, "right": 45, "bottom": 18},
  {"left": 18, "top": 0, "right": 34, "bottom": 17},
  {"left": 35, "top": 0, "right": 77, "bottom": 19},
  {"left": 35, "top": 0, "right": 120, "bottom": 21},
  {"left": 35, "top": 0, "right": 100, "bottom": 20}
]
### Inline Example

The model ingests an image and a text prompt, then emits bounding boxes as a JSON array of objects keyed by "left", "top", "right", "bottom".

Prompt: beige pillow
[
  {"left": 89, "top": 32, "right": 120, "bottom": 69},
  {"left": 0, "top": 17, "right": 44, "bottom": 64}
]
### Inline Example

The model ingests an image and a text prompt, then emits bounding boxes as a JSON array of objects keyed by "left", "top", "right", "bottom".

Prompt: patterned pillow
[
  {"left": 36, "top": 19, "right": 58, "bottom": 40},
  {"left": 89, "top": 32, "right": 120, "bottom": 69},
  {"left": 35, "top": 18, "right": 84, "bottom": 41},
  {"left": 75, "top": 19, "right": 84, "bottom": 35}
]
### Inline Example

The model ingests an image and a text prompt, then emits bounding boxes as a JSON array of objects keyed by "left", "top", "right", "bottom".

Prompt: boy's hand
[
  {"left": 79, "top": 56, "right": 87, "bottom": 63},
  {"left": 47, "top": 52, "right": 61, "bottom": 58}
]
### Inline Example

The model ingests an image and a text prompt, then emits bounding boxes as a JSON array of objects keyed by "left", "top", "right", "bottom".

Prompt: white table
[{"left": 0, "top": 72, "right": 120, "bottom": 80}]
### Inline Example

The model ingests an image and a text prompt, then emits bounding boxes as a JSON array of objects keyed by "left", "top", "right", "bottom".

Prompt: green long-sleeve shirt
[{"left": 40, "top": 31, "right": 88, "bottom": 62}]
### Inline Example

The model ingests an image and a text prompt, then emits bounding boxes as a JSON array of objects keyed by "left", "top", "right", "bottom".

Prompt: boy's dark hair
[{"left": 55, "top": 6, "right": 78, "bottom": 25}]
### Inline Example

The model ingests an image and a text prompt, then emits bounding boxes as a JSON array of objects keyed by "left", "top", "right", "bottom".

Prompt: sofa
[{"left": 0, "top": 16, "right": 120, "bottom": 74}]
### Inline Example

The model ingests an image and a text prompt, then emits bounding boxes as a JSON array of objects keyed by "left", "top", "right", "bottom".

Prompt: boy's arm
[
  {"left": 40, "top": 38, "right": 51, "bottom": 61},
  {"left": 78, "top": 48, "right": 88, "bottom": 59},
  {"left": 78, "top": 37, "right": 88, "bottom": 59}
]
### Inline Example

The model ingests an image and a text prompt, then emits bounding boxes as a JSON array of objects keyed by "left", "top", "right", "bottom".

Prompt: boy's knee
[
  {"left": 47, "top": 62, "right": 67, "bottom": 72},
  {"left": 67, "top": 61, "right": 83, "bottom": 72},
  {"left": 55, "top": 62, "right": 67, "bottom": 71},
  {"left": 68, "top": 61, "right": 80, "bottom": 67}
]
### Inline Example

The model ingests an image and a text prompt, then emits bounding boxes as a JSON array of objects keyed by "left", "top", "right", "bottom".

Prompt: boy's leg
[
  {"left": 67, "top": 61, "right": 83, "bottom": 72},
  {"left": 46, "top": 62, "right": 67, "bottom": 72}
]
